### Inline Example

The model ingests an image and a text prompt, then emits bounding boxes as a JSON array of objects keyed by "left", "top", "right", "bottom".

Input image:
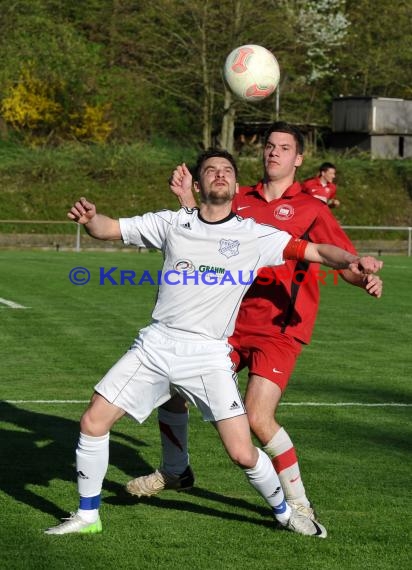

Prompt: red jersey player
[
  {"left": 126, "top": 123, "right": 382, "bottom": 535},
  {"left": 301, "top": 162, "right": 340, "bottom": 208}
]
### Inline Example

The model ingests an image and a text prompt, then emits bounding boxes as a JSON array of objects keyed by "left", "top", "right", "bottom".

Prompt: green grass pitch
[{"left": 0, "top": 250, "right": 411, "bottom": 569}]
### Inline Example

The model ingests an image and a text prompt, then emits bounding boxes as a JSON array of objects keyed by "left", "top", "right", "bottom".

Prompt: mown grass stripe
[{"left": 4, "top": 399, "right": 411, "bottom": 407}]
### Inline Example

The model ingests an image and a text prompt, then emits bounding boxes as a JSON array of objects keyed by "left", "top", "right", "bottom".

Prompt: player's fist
[
  {"left": 169, "top": 163, "right": 192, "bottom": 196},
  {"left": 68, "top": 197, "right": 96, "bottom": 224},
  {"left": 169, "top": 163, "right": 196, "bottom": 208},
  {"left": 364, "top": 274, "right": 383, "bottom": 298},
  {"left": 348, "top": 256, "right": 383, "bottom": 275}
]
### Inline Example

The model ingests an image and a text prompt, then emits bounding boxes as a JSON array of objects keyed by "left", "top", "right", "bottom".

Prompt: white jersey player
[
  {"left": 120, "top": 207, "right": 291, "bottom": 339},
  {"left": 45, "top": 149, "right": 382, "bottom": 538}
]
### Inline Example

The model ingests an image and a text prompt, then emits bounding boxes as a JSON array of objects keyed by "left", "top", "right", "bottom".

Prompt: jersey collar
[
  {"left": 245, "top": 180, "right": 302, "bottom": 201},
  {"left": 197, "top": 210, "right": 236, "bottom": 225}
]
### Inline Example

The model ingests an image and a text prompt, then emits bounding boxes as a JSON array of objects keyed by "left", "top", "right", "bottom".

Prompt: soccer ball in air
[{"left": 223, "top": 44, "right": 280, "bottom": 102}]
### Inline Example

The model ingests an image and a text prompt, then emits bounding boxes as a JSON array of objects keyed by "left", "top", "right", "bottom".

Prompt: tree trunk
[
  {"left": 219, "top": 88, "right": 235, "bottom": 153},
  {"left": 200, "top": 2, "right": 212, "bottom": 149},
  {"left": 218, "top": 0, "right": 244, "bottom": 153}
]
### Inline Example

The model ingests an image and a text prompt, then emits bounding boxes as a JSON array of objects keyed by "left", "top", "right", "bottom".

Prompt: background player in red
[
  {"left": 302, "top": 162, "right": 340, "bottom": 208},
  {"left": 126, "top": 123, "right": 382, "bottom": 533}
]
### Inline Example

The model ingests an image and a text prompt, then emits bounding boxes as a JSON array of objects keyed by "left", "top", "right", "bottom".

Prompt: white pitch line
[
  {"left": 3, "top": 400, "right": 411, "bottom": 407},
  {"left": 5, "top": 400, "right": 89, "bottom": 404},
  {"left": 281, "top": 402, "right": 412, "bottom": 407},
  {"left": 0, "top": 297, "right": 30, "bottom": 309}
]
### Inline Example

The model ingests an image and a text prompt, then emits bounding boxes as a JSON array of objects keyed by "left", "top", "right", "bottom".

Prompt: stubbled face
[
  {"left": 322, "top": 168, "right": 336, "bottom": 184},
  {"left": 196, "top": 157, "right": 238, "bottom": 204},
  {"left": 263, "top": 131, "right": 303, "bottom": 182}
]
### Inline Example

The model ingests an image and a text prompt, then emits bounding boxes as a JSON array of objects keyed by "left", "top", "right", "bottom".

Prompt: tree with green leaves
[
  {"left": 0, "top": 0, "right": 411, "bottom": 148},
  {"left": 0, "top": 0, "right": 110, "bottom": 143}
]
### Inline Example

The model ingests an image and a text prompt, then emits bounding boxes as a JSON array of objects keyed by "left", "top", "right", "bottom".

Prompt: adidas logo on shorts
[{"left": 229, "top": 401, "right": 240, "bottom": 410}]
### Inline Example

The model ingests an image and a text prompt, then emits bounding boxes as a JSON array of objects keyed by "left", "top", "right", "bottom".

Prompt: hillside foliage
[{"left": 0, "top": 141, "right": 410, "bottom": 232}]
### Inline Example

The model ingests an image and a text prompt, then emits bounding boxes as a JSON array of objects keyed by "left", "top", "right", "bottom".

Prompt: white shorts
[{"left": 95, "top": 322, "right": 246, "bottom": 423}]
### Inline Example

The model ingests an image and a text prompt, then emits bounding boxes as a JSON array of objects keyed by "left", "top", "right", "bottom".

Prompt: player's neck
[
  {"left": 263, "top": 177, "right": 294, "bottom": 201},
  {"left": 199, "top": 203, "right": 233, "bottom": 222}
]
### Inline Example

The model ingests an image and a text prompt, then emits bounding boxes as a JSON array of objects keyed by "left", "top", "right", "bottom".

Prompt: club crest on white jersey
[{"left": 219, "top": 239, "right": 240, "bottom": 258}]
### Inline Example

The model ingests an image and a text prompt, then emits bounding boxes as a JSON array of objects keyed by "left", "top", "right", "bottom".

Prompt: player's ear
[
  {"left": 235, "top": 182, "right": 239, "bottom": 194},
  {"left": 193, "top": 181, "right": 200, "bottom": 194},
  {"left": 295, "top": 153, "right": 303, "bottom": 168}
]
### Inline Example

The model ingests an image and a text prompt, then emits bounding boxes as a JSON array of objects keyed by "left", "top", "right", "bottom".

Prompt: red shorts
[{"left": 229, "top": 330, "right": 303, "bottom": 392}]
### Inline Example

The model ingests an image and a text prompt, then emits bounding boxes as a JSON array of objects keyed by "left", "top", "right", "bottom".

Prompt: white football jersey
[{"left": 120, "top": 208, "right": 291, "bottom": 339}]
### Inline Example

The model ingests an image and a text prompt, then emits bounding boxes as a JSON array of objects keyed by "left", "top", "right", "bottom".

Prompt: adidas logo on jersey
[
  {"left": 181, "top": 222, "right": 191, "bottom": 229},
  {"left": 229, "top": 401, "right": 241, "bottom": 410}
]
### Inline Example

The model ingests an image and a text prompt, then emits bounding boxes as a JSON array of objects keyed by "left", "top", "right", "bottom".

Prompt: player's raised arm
[
  {"left": 306, "top": 242, "right": 383, "bottom": 274},
  {"left": 169, "top": 163, "right": 197, "bottom": 208},
  {"left": 284, "top": 238, "right": 383, "bottom": 274},
  {"left": 67, "top": 197, "right": 121, "bottom": 240}
]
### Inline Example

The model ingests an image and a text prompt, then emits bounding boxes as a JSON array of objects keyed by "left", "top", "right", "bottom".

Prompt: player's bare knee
[
  {"left": 79, "top": 411, "right": 94, "bottom": 435},
  {"left": 247, "top": 412, "right": 264, "bottom": 439},
  {"left": 227, "top": 446, "right": 257, "bottom": 469},
  {"left": 80, "top": 410, "right": 106, "bottom": 436}
]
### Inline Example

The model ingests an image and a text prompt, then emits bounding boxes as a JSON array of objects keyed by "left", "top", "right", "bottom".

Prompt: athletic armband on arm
[{"left": 283, "top": 238, "right": 308, "bottom": 261}]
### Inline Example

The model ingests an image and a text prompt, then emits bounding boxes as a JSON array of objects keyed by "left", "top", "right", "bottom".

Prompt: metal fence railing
[
  {"left": 341, "top": 226, "right": 412, "bottom": 256},
  {"left": 0, "top": 221, "right": 411, "bottom": 256}
]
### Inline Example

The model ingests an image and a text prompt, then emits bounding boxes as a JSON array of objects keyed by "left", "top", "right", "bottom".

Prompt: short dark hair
[
  {"left": 193, "top": 148, "right": 238, "bottom": 181},
  {"left": 319, "top": 162, "right": 336, "bottom": 172},
  {"left": 263, "top": 121, "right": 305, "bottom": 154}
]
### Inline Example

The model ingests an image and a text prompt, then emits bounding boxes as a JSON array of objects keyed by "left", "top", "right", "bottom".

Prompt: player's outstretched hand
[
  {"left": 348, "top": 256, "right": 383, "bottom": 275},
  {"left": 68, "top": 197, "right": 96, "bottom": 224},
  {"left": 363, "top": 274, "right": 383, "bottom": 298}
]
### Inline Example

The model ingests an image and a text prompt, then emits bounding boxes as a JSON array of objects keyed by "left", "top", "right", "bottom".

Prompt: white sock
[
  {"left": 77, "top": 508, "right": 99, "bottom": 523},
  {"left": 243, "top": 448, "right": 291, "bottom": 524},
  {"left": 76, "top": 432, "right": 109, "bottom": 518},
  {"left": 158, "top": 408, "right": 189, "bottom": 475},
  {"left": 264, "top": 427, "right": 309, "bottom": 506}
]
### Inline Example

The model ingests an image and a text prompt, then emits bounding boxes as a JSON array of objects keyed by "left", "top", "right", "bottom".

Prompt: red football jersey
[
  {"left": 301, "top": 176, "right": 337, "bottom": 203},
  {"left": 231, "top": 181, "right": 356, "bottom": 344}
]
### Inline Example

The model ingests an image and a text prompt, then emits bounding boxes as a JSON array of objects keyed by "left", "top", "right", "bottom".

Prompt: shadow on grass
[
  {"left": 0, "top": 401, "right": 272, "bottom": 528},
  {"left": 104, "top": 485, "right": 273, "bottom": 528},
  {"left": 0, "top": 401, "right": 150, "bottom": 519}
]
